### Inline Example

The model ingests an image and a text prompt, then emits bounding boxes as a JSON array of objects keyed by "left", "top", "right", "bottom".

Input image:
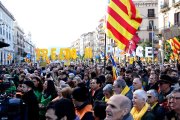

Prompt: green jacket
[{"left": 34, "top": 90, "right": 42, "bottom": 103}]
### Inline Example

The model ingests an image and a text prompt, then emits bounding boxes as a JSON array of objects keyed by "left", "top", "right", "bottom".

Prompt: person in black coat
[
  {"left": 147, "top": 89, "right": 166, "bottom": 120},
  {"left": 22, "top": 80, "right": 39, "bottom": 120},
  {"left": 89, "top": 77, "right": 104, "bottom": 103},
  {"left": 145, "top": 74, "right": 159, "bottom": 91}
]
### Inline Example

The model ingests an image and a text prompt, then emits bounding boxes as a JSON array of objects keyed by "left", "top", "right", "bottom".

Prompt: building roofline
[{"left": 0, "top": 2, "right": 15, "bottom": 21}]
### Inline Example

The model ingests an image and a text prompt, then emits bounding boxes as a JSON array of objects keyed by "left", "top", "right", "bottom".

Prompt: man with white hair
[
  {"left": 147, "top": 89, "right": 165, "bottom": 120},
  {"left": 105, "top": 94, "right": 133, "bottom": 120},
  {"left": 131, "top": 89, "right": 155, "bottom": 120}
]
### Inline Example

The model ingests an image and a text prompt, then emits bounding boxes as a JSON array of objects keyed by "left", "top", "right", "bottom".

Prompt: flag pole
[{"left": 104, "top": 34, "right": 107, "bottom": 74}]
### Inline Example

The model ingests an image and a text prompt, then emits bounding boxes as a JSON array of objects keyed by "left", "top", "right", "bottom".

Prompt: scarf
[
  {"left": 151, "top": 102, "right": 158, "bottom": 110},
  {"left": 130, "top": 103, "right": 149, "bottom": 120},
  {"left": 105, "top": 97, "right": 109, "bottom": 102},
  {"left": 121, "top": 86, "right": 130, "bottom": 96}
]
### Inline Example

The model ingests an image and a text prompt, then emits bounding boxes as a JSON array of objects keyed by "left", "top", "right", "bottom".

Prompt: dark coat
[
  {"left": 152, "top": 103, "right": 166, "bottom": 120},
  {"left": 145, "top": 82, "right": 159, "bottom": 91},
  {"left": 22, "top": 90, "right": 39, "bottom": 120},
  {"left": 125, "top": 89, "right": 133, "bottom": 100},
  {"left": 81, "top": 112, "right": 94, "bottom": 120},
  {"left": 90, "top": 87, "right": 104, "bottom": 103},
  {"left": 122, "top": 113, "right": 134, "bottom": 120},
  {"left": 141, "top": 111, "right": 155, "bottom": 120}
]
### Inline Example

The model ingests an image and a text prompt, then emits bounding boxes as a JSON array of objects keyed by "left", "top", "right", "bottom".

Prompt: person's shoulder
[
  {"left": 81, "top": 112, "right": 94, "bottom": 120},
  {"left": 142, "top": 111, "right": 155, "bottom": 120}
]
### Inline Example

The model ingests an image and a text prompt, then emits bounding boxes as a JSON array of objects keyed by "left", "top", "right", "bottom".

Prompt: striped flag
[
  {"left": 172, "top": 37, "right": 180, "bottom": 50},
  {"left": 167, "top": 37, "right": 180, "bottom": 60},
  {"left": 109, "top": 54, "right": 118, "bottom": 80},
  {"left": 106, "top": 0, "right": 142, "bottom": 50}
]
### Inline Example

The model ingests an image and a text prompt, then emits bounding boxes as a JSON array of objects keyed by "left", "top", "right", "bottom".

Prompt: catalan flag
[
  {"left": 167, "top": 37, "right": 180, "bottom": 60},
  {"left": 109, "top": 54, "right": 117, "bottom": 80},
  {"left": 106, "top": 0, "right": 142, "bottom": 50}
]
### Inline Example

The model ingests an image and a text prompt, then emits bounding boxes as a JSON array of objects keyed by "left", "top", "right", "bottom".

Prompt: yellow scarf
[
  {"left": 105, "top": 97, "right": 109, "bottom": 102},
  {"left": 151, "top": 102, "right": 158, "bottom": 110},
  {"left": 121, "top": 86, "right": 130, "bottom": 96},
  {"left": 131, "top": 103, "right": 149, "bottom": 120}
]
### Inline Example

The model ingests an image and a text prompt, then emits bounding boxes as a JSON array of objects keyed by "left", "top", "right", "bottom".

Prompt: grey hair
[
  {"left": 103, "top": 84, "right": 113, "bottom": 95},
  {"left": 147, "top": 89, "right": 159, "bottom": 99},
  {"left": 114, "top": 78, "right": 126, "bottom": 88},
  {"left": 134, "top": 89, "right": 147, "bottom": 102},
  {"left": 73, "top": 76, "right": 82, "bottom": 82}
]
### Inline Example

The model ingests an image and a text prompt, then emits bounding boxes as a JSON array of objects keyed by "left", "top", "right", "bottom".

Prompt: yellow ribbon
[
  {"left": 131, "top": 103, "right": 149, "bottom": 120},
  {"left": 121, "top": 86, "right": 130, "bottom": 96},
  {"left": 151, "top": 102, "right": 158, "bottom": 110}
]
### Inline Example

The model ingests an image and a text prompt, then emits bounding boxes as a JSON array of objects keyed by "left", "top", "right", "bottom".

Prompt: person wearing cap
[
  {"left": 157, "top": 74, "right": 174, "bottom": 106},
  {"left": 22, "top": 80, "right": 39, "bottom": 120},
  {"left": 72, "top": 85, "right": 94, "bottom": 120}
]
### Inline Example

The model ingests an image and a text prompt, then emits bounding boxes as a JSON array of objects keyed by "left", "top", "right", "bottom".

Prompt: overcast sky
[{"left": 1, "top": 0, "right": 107, "bottom": 48}]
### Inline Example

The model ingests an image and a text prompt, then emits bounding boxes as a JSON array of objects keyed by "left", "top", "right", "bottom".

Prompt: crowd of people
[{"left": 0, "top": 60, "right": 180, "bottom": 120}]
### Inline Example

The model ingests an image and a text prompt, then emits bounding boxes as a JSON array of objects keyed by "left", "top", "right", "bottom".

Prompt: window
[
  {"left": 174, "top": 12, "right": 180, "bottom": 25},
  {"left": 149, "top": 20, "right": 154, "bottom": 29},
  {"left": 148, "top": 9, "right": 155, "bottom": 17}
]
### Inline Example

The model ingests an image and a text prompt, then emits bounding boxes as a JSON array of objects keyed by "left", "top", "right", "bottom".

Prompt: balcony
[
  {"left": 147, "top": 26, "right": 157, "bottom": 30},
  {"left": 172, "top": 0, "right": 180, "bottom": 7},
  {"left": 160, "top": 3, "right": 170, "bottom": 13},
  {"left": 147, "top": 14, "right": 155, "bottom": 18}
]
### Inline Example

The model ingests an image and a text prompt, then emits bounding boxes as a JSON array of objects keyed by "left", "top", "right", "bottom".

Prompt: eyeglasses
[{"left": 147, "top": 96, "right": 152, "bottom": 98}]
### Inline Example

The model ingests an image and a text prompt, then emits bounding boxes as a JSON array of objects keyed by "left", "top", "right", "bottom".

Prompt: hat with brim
[{"left": 157, "top": 74, "right": 173, "bottom": 85}]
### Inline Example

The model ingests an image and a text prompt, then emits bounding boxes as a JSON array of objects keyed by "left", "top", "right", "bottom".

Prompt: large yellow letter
[
  {"left": 71, "top": 48, "right": 77, "bottom": 59},
  {"left": 35, "top": 48, "right": 41, "bottom": 61},
  {"left": 59, "top": 48, "right": 64, "bottom": 60},
  {"left": 84, "top": 48, "right": 93, "bottom": 59},
  {"left": 41, "top": 49, "right": 48, "bottom": 61},
  {"left": 64, "top": 48, "right": 71, "bottom": 60},
  {"left": 51, "top": 48, "right": 56, "bottom": 60}
]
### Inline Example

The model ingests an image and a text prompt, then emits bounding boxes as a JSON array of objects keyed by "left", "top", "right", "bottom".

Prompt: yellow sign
[
  {"left": 36, "top": 48, "right": 78, "bottom": 61},
  {"left": 84, "top": 48, "right": 93, "bottom": 59},
  {"left": 7, "top": 54, "right": 12, "bottom": 60}
]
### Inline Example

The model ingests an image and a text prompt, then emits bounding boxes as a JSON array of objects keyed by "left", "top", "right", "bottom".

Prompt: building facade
[
  {"left": 14, "top": 22, "right": 25, "bottom": 64},
  {"left": 24, "top": 33, "right": 36, "bottom": 63},
  {"left": 71, "top": 38, "right": 80, "bottom": 52},
  {"left": 134, "top": 0, "right": 159, "bottom": 43},
  {"left": 78, "top": 32, "right": 97, "bottom": 57},
  {"left": 159, "top": 0, "right": 180, "bottom": 40},
  {"left": 0, "top": 1, "right": 15, "bottom": 65}
]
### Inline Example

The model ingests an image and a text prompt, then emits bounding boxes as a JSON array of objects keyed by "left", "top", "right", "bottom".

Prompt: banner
[{"left": 36, "top": 48, "right": 79, "bottom": 61}]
